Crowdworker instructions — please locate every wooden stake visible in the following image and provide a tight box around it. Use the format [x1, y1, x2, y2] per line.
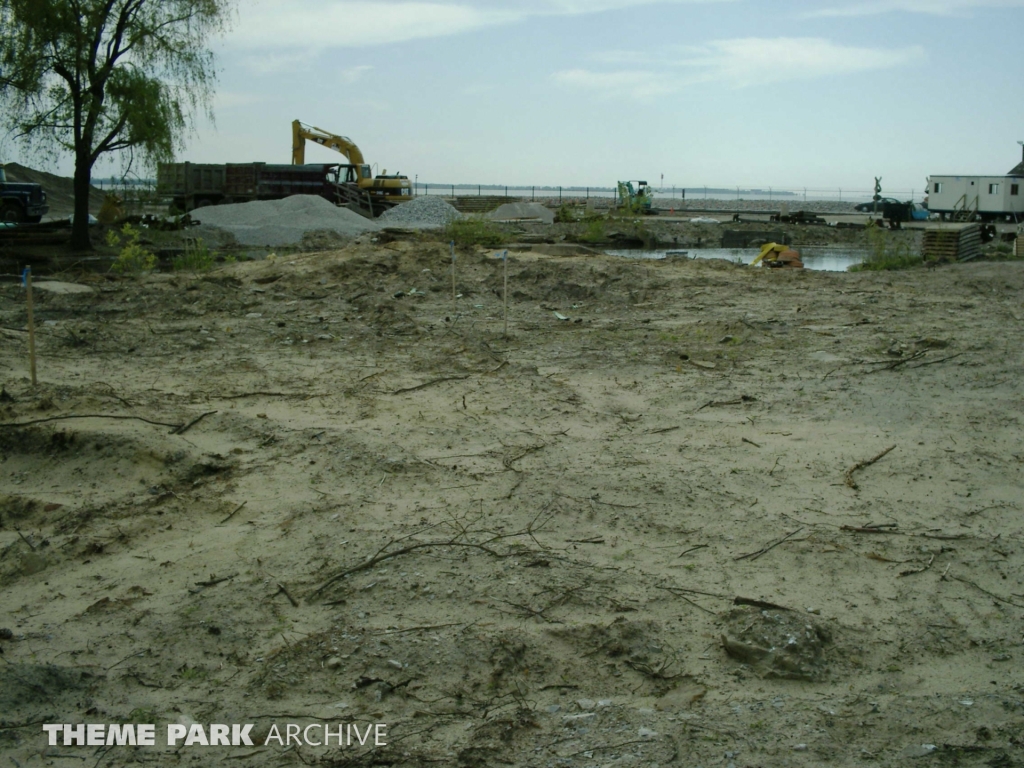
[502, 249, 509, 338]
[450, 240, 456, 315]
[25, 267, 37, 386]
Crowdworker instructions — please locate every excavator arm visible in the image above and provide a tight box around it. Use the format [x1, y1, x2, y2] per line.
[292, 120, 365, 166]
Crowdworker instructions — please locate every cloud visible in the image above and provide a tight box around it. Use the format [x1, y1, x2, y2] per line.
[228, 0, 733, 51]
[805, 0, 1024, 17]
[340, 65, 373, 83]
[213, 91, 265, 110]
[230, 2, 507, 50]
[555, 37, 926, 98]
[551, 69, 677, 99]
[689, 38, 926, 87]
[236, 50, 319, 75]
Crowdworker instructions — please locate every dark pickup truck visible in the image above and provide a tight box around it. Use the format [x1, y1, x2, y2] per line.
[0, 164, 49, 223]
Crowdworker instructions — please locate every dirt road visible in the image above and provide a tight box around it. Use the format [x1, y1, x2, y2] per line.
[2, 239, 1022, 766]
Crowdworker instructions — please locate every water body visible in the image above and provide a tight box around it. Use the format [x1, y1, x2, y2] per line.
[419, 186, 884, 204]
[605, 246, 867, 272]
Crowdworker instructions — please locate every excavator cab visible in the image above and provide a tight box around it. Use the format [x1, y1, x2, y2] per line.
[616, 180, 654, 214]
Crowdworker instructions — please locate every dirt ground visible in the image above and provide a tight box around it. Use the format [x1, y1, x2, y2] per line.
[1, 235, 1023, 768]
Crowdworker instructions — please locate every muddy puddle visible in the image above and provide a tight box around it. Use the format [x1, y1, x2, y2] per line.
[606, 246, 867, 271]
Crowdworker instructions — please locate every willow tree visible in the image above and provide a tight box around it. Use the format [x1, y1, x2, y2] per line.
[0, 0, 232, 249]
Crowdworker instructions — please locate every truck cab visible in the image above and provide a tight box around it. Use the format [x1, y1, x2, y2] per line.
[0, 164, 49, 224]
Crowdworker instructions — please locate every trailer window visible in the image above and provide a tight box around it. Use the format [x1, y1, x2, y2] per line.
[988, 183, 999, 194]
[1013, 184, 1020, 196]
[933, 182, 942, 193]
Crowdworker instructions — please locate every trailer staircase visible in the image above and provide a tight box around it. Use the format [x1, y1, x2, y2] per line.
[951, 194, 978, 222]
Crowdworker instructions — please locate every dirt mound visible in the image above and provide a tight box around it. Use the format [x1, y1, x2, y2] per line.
[3, 162, 105, 217]
[1, 248, 1022, 766]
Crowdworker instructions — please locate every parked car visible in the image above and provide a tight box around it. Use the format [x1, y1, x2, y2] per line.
[854, 198, 903, 212]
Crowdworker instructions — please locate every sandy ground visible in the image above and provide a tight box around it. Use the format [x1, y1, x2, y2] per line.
[1, 237, 1023, 768]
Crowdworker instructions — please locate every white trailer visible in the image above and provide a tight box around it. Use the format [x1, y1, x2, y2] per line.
[926, 173, 1024, 221]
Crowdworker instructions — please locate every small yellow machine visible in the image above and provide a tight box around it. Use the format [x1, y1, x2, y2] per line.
[751, 242, 803, 269]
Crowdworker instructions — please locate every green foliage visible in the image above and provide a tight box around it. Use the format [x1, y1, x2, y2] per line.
[579, 218, 607, 243]
[849, 220, 921, 271]
[986, 242, 1021, 261]
[126, 708, 158, 724]
[443, 217, 504, 248]
[554, 204, 578, 223]
[107, 223, 156, 274]
[172, 237, 215, 273]
[177, 665, 207, 681]
[616, 197, 650, 216]
[0, 0, 233, 248]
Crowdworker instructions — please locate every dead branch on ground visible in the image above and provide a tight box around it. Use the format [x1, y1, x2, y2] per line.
[0, 413, 182, 430]
[840, 523, 901, 534]
[844, 444, 896, 489]
[734, 528, 804, 561]
[172, 410, 217, 435]
[390, 375, 470, 395]
[733, 596, 793, 611]
[309, 513, 552, 599]
[694, 395, 756, 413]
[502, 442, 546, 472]
[947, 574, 1024, 609]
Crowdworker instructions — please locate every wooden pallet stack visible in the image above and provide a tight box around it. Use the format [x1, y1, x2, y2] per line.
[1016, 232, 1023, 258]
[922, 225, 981, 263]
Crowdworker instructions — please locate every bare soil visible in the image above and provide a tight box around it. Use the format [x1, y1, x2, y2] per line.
[1, 236, 1023, 767]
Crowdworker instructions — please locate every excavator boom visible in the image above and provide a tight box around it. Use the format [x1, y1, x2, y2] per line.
[291, 119, 412, 216]
[292, 120, 365, 166]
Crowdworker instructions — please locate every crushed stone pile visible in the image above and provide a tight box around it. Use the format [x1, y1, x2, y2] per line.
[377, 196, 463, 229]
[190, 195, 379, 246]
[487, 202, 555, 224]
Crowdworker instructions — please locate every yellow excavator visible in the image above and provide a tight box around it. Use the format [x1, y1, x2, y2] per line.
[291, 120, 411, 215]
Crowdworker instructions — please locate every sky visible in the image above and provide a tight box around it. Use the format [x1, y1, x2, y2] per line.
[10, 0, 1024, 196]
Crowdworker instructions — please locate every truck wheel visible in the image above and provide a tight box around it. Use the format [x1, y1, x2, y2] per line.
[1, 203, 25, 223]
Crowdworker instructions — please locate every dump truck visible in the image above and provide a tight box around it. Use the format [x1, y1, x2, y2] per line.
[157, 162, 349, 214]
[0, 164, 49, 224]
[157, 157, 411, 218]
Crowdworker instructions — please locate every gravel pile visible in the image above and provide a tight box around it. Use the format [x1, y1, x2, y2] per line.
[377, 196, 463, 229]
[487, 202, 555, 224]
[191, 195, 379, 246]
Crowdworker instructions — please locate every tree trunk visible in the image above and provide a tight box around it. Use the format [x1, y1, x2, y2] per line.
[71, 154, 93, 251]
